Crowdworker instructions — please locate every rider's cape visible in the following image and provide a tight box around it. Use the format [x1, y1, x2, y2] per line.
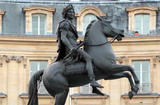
[55, 19, 78, 61]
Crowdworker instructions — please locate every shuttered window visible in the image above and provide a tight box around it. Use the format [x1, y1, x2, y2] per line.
[32, 14, 46, 35]
[134, 14, 150, 35]
[83, 13, 97, 35]
[132, 60, 151, 93]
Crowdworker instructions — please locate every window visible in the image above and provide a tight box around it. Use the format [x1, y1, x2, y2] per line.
[0, 9, 5, 34]
[132, 60, 151, 93]
[30, 60, 48, 94]
[75, 6, 106, 35]
[126, 6, 158, 35]
[134, 14, 150, 35]
[32, 14, 46, 35]
[23, 6, 56, 35]
[30, 60, 48, 77]
[83, 14, 97, 35]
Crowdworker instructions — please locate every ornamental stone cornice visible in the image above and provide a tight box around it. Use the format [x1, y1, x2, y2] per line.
[126, 6, 158, 12]
[3, 55, 24, 63]
[75, 6, 106, 17]
[0, 55, 3, 67]
[153, 55, 160, 68]
[23, 6, 56, 12]
[113, 35, 160, 43]
[0, 35, 57, 43]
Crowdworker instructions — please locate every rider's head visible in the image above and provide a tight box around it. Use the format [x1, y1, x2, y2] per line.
[62, 4, 75, 19]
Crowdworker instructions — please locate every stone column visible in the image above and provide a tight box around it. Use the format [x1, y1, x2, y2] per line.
[3, 55, 25, 105]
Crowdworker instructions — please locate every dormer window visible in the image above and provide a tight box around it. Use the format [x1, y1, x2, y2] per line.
[23, 6, 55, 35]
[126, 6, 158, 35]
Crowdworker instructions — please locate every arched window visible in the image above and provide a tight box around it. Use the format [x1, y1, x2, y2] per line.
[76, 6, 106, 36]
[82, 13, 97, 35]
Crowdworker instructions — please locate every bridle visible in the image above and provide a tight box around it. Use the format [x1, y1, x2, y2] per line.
[63, 34, 120, 60]
[84, 34, 119, 46]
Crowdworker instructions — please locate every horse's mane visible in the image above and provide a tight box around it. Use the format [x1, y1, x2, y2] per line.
[84, 20, 96, 39]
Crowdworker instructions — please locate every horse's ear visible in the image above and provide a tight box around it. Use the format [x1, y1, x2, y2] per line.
[96, 16, 102, 21]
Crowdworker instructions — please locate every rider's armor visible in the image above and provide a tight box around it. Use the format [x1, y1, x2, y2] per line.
[56, 19, 78, 61]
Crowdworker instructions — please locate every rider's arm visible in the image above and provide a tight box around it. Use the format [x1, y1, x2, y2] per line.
[59, 22, 74, 50]
[61, 30, 73, 50]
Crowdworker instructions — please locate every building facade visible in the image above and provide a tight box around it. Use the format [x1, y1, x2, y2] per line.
[0, 0, 160, 105]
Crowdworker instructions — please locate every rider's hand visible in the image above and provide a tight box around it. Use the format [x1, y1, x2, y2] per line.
[71, 47, 77, 54]
[117, 36, 122, 41]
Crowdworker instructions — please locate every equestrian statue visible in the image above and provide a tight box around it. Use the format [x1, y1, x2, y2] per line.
[27, 4, 139, 105]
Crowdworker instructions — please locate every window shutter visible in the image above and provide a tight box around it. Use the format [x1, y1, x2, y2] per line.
[132, 61, 141, 81]
[134, 15, 142, 34]
[143, 14, 150, 34]
[142, 61, 150, 92]
[40, 14, 46, 35]
[32, 15, 38, 35]
[30, 61, 38, 78]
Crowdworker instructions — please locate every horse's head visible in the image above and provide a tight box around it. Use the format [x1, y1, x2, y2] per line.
[96, 16, 125, 41]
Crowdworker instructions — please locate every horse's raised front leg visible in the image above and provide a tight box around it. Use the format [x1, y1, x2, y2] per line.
[105, 72, 136, 99]
[105, 72, 134, 89]
[106, 64, 139, 94]
[92, 72, 135, 98]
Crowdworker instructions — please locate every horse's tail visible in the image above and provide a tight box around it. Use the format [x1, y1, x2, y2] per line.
[27, 69, 44, 105]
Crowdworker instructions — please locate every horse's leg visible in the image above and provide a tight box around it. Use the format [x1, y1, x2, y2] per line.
[106, 72, 134, 89]
[92, 72, 134, 96]
[106, 64, 139, 93]
[55, 89, 69, 105]
[105, 72, 136, 99]
[77, 49, 103, 88]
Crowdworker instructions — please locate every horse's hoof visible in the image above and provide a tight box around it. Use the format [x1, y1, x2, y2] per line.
[128, 91, 135, 99]
[92, 87, 106, 96]
[132, 86, 139, 94]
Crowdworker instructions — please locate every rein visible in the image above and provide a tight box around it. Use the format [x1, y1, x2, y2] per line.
[85, 34, 119, 46]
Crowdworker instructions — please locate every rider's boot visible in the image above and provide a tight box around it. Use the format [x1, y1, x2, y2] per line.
[92, 86, 106, 96]
[84, 54, 103, 88]
[90, 77, 104, 88]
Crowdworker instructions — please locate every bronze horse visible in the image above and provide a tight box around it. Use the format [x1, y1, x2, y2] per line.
[27, 16, 139, 105]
